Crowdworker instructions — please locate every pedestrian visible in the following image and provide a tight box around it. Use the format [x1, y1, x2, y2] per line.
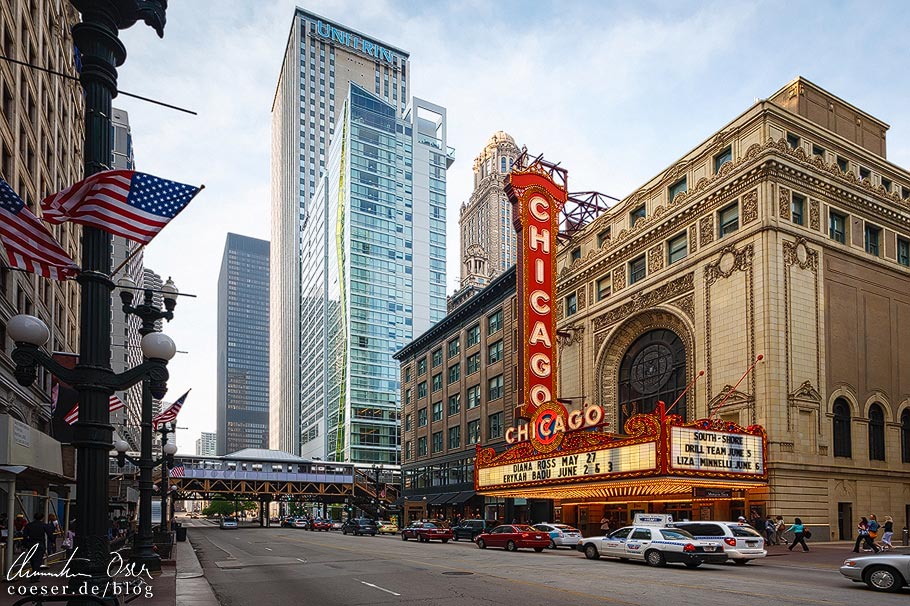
[786, 517, 809, 552]
[852, 517, 879, 553]
[46, 513, 60, 554]
[62, 522, 75, 558]
[867, 513, 880, 547]
[750, 510, 763, 531]
[600, 516, 611, 535]
[764, 516, 776, 545]
[774, 516, 788, 546]
[23, 512, 49, 571]
[880, 516, 894, 550]
[737, 515, 747, 524]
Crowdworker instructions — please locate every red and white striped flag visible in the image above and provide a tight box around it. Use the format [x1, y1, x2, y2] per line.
[152, 389, 190, 431]
[169, 465, 185, 478]
[64, 394, 125, 425]
[0, 176, 79, 280]
[41, 170, 202, 245]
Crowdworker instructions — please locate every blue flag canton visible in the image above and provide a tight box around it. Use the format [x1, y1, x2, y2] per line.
[127, 173, 198, 219]
[0, 177, 26, 214]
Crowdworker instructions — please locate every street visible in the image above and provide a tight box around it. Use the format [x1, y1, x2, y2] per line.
[184, 522, 909, 605]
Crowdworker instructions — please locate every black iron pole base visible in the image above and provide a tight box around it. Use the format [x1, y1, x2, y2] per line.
[129, 534, 161, 573]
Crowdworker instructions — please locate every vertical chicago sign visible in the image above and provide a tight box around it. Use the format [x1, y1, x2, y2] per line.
[506, 169, 567, 421]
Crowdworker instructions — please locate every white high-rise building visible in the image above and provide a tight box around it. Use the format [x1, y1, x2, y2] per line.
[195, 432, 217, 457]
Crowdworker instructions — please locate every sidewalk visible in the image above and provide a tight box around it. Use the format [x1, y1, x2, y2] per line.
[760, 540, 910, 569]
[175, 535, 219, 606]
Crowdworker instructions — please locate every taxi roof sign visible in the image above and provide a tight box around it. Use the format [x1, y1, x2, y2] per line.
[633, 513, 674, 526]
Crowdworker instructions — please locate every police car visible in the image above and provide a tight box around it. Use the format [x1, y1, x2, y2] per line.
[576, 514, 728, 568]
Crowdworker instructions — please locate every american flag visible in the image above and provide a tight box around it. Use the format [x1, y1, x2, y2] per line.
[0, 176, 79, 280]
[41, 170, 201, 245]
[152, 389, 190, 431]
[64, 394, 126, 425]
[169, 465, 185, 478]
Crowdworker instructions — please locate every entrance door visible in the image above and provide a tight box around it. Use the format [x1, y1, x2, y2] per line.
[838, 503, 852, 541]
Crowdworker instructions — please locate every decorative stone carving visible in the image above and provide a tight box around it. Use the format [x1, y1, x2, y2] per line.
[809, 198, 820, 230]
[647, 245, 664, 274]
[689, 224, 697, 254]
[779, 186, 791, 220]
[557, 324, 585, 347]
[592, 273, 694, 331]
[699, 215, 714, 247]
[577, 286, 587, 311]
[704, 243, 753, 286]
[741, 189, 758, 225]
[782, 238, 818, 272]
[612, 265, 626, 291]
[789, 380, 822, 403]
[708, 385, 754, 413]
[668, 294, 695, 323]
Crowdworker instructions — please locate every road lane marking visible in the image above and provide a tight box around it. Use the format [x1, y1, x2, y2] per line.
[296, 558, 307, 563]
[355, 579, 400, 596]
[264, 547, 272, 551]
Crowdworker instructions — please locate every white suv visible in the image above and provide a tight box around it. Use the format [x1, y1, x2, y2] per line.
[670, 521, 766, 564]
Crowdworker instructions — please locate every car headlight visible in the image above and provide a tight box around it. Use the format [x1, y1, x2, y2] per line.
[843, 560, 857, 567]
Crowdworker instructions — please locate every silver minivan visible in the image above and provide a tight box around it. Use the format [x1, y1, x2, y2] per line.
[670, 521, 766, 564]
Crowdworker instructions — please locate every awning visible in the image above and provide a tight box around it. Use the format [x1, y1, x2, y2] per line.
[448, 491, 476, 505]
[429, 492, 457, 505]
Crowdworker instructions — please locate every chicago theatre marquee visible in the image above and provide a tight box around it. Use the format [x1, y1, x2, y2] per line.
[475, 79, 910, 538]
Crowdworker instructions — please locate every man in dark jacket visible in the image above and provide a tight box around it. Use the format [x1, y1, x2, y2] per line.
[23, 512, 49, 571]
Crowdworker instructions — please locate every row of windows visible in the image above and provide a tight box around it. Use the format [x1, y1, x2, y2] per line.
[404, 339, 504, 401]
[827, 205, 910, 266]
[403, 308, 503, 381]
[406, 374, 505, 430]
[404, 412, 504, 459]
[833, 400, 910, 463]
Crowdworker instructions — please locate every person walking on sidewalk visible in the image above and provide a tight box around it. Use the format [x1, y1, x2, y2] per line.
[764, 516, 776, 545]
[23, 512, 49, 571]
[879, 516, 894, 550]
[774, 516, 788, 546]
[786, 517, 809, 552]
[853, 517, 879, 553]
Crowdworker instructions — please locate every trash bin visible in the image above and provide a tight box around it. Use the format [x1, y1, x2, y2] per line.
[176, 525, 187, 542]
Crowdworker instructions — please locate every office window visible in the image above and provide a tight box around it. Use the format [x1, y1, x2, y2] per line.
[898, 237, 910, 267]
[597, 227, 611, 248]
[596, 276, 612, 301]
[418, 436, 427, 456]
[488, 374, 503, 400]
[405, 414, 412, 431]
[488, 340, 503, 364]
[865, 223, 881, 256]
[405, 388, 412, 406]
[448, 363, 460, 384]
[836, 156, 848, 173]
[488, 412, 503, 440]
[447, 338, 460, 358]
[902, 186, 910, 200]
[565, 292, 577, 316]
[668, 177, 687, 202]
[432, 373, 442, 392]
[405, 367, 411, 382]
[869, 403, 885, 461]
[718, 202, 739, 238]
[467, 420, 481, 445]
[448, 426, 460, 449]
[791, 194, 805, 226]
[829, 211, 846, 244]
[417, 358, 427, 376]
[466, 323, 481, 347]
[487, 309, 503, 334]
[570, 247, 582, 262]
[467, 352, 480, 374]
[859, 167, 871, 182]
[881, 177, 892, 192]
[630, 205, 646, 227]
[812, 144, 825, 158]
[432, 349, 443, 367]
[467, 385, 481, 409]
[668, 232, 687, 265]
[629, 255, 646, 285]
[418, 408, 427, 427]
[786, 132, 800, 150]
[432, 401, 442, 422]
[404, 440, 412, 460]
[714, 146, 732, 173]
[447, 393, 460, 416]
[417, 381, 427, 398]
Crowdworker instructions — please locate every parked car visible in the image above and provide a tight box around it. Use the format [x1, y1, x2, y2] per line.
[312, 519, 332, 531]
[578, 525, 727, 568]
[841, 552, 910, 592]
[342, 518, 378, 536]
[219, 517, 238, 529]
[452, 519, 497, 541]
[292, 517, 309, 529]
[475, 525, 550, 552]
[670, 521, 767, 565]
[331, 521, 343, 531]
[377, 520, 399, 535]
[532, 523, 583, 549]
[281, 516, 296, 528]
[400, 521, 453, 543]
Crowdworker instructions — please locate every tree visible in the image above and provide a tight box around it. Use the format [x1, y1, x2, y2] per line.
[202, 498, 236, 517]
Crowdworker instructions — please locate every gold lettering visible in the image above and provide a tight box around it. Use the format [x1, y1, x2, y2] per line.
[530, 196, 549, 221]
[530, 290, 550, 314]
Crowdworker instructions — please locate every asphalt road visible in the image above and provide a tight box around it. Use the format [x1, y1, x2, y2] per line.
[185, 523, 909, 606]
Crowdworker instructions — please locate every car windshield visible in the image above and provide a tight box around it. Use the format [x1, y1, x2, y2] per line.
[730, 525, 762, 538]
[512, 525, 535, 532]
[224, 517, 236, 523]
[659, 529, 694, 540]
[424, 523, 437, 529]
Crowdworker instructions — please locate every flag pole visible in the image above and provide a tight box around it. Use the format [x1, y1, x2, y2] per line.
[665, 369, 704, 416]
[710, 355, 764, 418]
[111, 244, 144, 279]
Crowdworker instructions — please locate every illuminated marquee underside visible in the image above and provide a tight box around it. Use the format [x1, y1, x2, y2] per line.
[477, 477, 764, 501]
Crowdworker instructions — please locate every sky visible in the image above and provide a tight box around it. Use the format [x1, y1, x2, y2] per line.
[110, 0, 910, 452]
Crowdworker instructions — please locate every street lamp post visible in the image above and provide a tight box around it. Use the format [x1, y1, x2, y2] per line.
[156, 422, 176, 532]
[372, 464, 383, 517]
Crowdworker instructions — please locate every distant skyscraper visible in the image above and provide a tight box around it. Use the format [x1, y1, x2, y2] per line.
[110, 107, 145, 449]
[141, 267, 164, 420]
[271, 9, 411, 454]
[217, 234, 270, 455]
[195, 432, 217, 457]
[296, 83, 451, 464]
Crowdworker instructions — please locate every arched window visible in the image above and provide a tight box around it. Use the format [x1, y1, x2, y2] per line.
[832, 399, 852, 458]
[900, 409, 910, 464]
[500, 157, 507, 173]
[868, 403, 885, 461]
[618, 329, 687, 430]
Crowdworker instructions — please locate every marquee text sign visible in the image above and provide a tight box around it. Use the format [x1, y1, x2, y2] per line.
[506, 170, 567, 419]
[669, 427, 764, 475]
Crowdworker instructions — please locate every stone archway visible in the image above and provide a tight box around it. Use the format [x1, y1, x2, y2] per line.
[594, 308, 695, 432]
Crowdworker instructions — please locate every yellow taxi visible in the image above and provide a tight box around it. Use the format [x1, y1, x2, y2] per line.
[377, 520, 399, 535]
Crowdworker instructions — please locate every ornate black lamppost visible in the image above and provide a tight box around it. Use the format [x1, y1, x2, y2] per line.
[9, 3, 170, 596]
[156, 422, 177, 533]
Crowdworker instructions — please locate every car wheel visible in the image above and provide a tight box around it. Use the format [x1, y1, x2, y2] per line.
[584, 544, 599, 560]
[646, 550, 666, 568]
[452, 535, 458, 542]
[477, 539, 486, 549]
[342, 528, 347, 535]
[685, 561, 702, 569]
[548, 539, 557, 550]
[441, 539, 448, 543]
[506, 540, 517, 552]
[401, 534, 408, 541]
[865, 566, 904, 592]
[732, 559, 749, 566]
[534, 547, 544, 553]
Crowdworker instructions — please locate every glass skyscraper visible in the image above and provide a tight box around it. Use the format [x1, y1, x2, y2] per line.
[217, 234, 270, 455]
[297, 84, 451, 464]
